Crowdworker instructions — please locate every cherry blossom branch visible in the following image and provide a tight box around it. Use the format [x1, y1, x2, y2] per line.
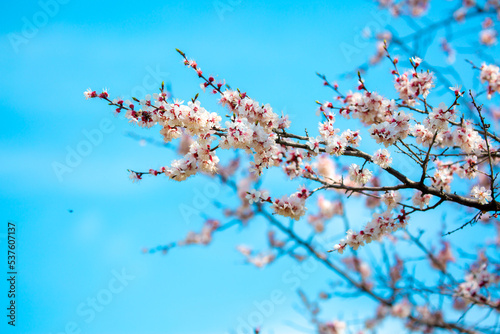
[258, 208, 481, 334]
[470, 91, 498, 199]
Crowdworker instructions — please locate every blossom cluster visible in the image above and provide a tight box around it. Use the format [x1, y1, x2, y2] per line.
[272, 186, 309, 221]
[318, 112, 361, 156]
[412, 191, 432, 209]
[122, 95, 224, 180]
[424, 102, 456, 131]
[370, 111, 412, 147]
[479, 25, 497, 47]
[458, 156, 478, 179]
[471, 186, 493, 205]
[372, 148, 392, 168]
[413, 112, 486, 155]
[456, 263, 499, 303]
[339, 91, 397, 125]
[282, 149, 310, 179]
[348, 164, 373, 185]
[394, 69, 434, 106]
[431, 161, 455, 192]
[333, 210, 409, 254]
[218, 91, 291, 174]
[429, 156, 486, 195]
[452, 121, 487, 153]
[381, 190, 402, 210]
[480, 63, 500, 99]
[245, 189, 271, 204]
[336, 89, 414, 148]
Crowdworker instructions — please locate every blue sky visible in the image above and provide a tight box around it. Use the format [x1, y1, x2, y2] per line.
[1, 1, 498, 333]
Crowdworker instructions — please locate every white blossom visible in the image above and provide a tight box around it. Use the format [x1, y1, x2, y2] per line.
[471, 186, 492, 204]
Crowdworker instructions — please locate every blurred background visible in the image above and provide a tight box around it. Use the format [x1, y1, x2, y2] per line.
[1, 1, 498, 333]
